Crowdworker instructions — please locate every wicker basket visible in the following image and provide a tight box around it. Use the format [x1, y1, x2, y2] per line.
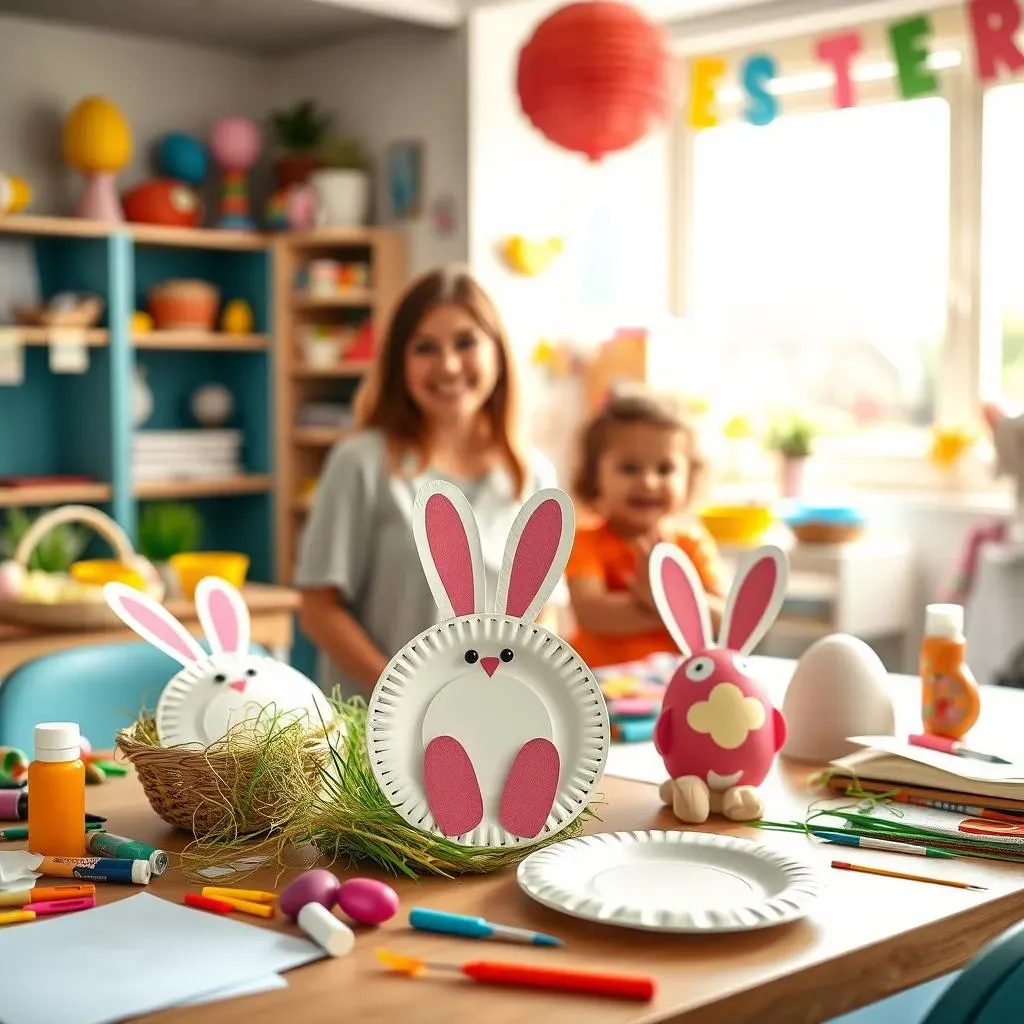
[13, 295, 104, 329]
[0, 505, 162, 630]
[789, 522, 865, 545]
[117, 726, 334, 836]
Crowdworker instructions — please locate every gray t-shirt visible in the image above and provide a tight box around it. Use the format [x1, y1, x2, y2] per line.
[294, 428, 563, 697]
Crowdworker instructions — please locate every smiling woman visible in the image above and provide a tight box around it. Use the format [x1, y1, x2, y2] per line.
[294, 266, 564, 698]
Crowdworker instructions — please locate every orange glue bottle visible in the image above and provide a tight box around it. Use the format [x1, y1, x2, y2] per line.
[920, 604, 980, 740]
[27, 723, 86, 858]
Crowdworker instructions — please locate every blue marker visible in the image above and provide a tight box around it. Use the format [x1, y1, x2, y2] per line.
[409, 908, 563, 947]
[811, 830, 955, 859]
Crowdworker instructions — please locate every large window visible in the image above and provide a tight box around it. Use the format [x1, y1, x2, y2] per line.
[674, 43, 1010, 489]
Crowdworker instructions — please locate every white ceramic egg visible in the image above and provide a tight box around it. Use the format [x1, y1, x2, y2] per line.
[781, 633, 896, 763]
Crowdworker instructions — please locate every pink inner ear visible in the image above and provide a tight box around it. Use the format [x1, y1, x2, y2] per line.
[662, 559, 708, 653]
[723, 558, 778, 651]
[119, 596, 197, 662]
[504, 499, 561, 617]
[206, 589, 241, 653]
[425, 493, 476, 617]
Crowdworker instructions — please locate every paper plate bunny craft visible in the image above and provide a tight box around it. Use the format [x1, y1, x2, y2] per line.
[103, 576, 335, 748]
[365, 480, 610, 849]
[649, 542, 789, 824]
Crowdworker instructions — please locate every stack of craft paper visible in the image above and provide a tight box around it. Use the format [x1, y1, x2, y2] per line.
[594, 652, 676, 742]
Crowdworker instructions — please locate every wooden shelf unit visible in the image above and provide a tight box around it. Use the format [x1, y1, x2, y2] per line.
[133, 331, 269, 351]
[12, 327, 109, 347]
[0, 482, 112, 508]
[133, 474, 274, 500]
[272, 229, 407, 583]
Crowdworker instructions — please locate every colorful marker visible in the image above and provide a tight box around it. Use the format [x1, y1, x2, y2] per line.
[86, 832, 168, 876]
[22, 896, 95, 916]
[36, 856, 151, 885]
[812, 830, 955, 859]
[0, 885, 95, 907]
[185, 893, 234, 915]
[0, 910, 35, 926]
[409, 908, 564, 947]
[0, 790, 105, 824]
[1, 823, 104, 842]
[201, 886, 277, 904]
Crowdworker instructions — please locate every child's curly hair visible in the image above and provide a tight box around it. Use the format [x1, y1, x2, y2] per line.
[572, 389, 706, 505]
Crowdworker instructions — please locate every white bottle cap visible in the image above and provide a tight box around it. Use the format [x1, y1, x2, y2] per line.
[34, 723, 81, 762]
[131, 860, 152, 885]
[297, 902, 355, 958]
[925, 604, 964, 638]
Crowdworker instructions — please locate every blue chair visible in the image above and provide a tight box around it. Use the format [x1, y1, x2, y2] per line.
[0, 640, 267, 754]
[831, 915, 1024, 1023]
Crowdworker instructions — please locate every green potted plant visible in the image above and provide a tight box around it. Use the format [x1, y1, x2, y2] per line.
[137, 502, 202, 597]
[766, 412, 817, 498]
[309, 134, 372, 227]
[268, 99, 334, 189]
[0, 508, 87, 573]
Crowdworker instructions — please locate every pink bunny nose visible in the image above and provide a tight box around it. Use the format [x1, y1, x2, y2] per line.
[480, 657, 500, 677]
[228, 680, 247, 693]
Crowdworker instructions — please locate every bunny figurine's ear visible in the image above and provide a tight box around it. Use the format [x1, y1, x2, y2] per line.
[495, 488, 574, 623]
[413, 481, 485, 619]
[194, 576, 251, 656]
[104, 582, 206, 666]
[718, 544, 788, 656]
[649, 543, 712, 658]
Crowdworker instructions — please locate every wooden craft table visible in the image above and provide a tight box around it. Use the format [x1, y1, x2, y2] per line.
[30, 666, 1024, 1024]
[0, 583, 299, 678]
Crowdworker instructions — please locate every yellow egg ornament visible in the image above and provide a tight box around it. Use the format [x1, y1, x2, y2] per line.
[0, 173, 31, 215]
[63, 96, 133, 222]
[220, 299, 254, 335]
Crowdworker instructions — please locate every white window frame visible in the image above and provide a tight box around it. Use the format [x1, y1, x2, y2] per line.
[669, 37, 1005, 496]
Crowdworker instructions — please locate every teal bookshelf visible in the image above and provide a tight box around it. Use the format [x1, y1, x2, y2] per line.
[0, 216, 277, 600]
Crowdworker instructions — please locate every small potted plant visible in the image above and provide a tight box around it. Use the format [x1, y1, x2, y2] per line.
[137, 502, 202, 597]
[766, 412, 817, 499]
[268, 100, 333, 189]
[309, 134, 371, 227]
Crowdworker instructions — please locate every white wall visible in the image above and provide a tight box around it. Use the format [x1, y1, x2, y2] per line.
[273, 29, 469, 274]
[0, 14, 268, 215]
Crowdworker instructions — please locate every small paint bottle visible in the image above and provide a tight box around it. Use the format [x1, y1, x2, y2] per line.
[27, 723, 86, 858]
[921, 604, 980, 740]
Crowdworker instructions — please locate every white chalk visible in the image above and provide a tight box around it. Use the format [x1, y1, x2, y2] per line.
[297, 901, 355, 958]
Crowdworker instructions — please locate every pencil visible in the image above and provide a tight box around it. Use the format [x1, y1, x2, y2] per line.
[831, 860, 987, 891]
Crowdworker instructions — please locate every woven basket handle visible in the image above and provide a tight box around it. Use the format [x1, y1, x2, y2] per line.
[13, 504, 136, 568]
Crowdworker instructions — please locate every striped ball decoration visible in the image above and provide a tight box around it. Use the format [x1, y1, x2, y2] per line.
[516, 1, 671, 162]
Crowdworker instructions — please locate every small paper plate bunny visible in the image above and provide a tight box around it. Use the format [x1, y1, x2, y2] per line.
[649, 542, 789, 824]
[104, 576, 334, 748]
[366, 481, 609, 849]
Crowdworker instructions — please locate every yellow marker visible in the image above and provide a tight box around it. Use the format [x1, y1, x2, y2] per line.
[0, 910, 35, 926]
[216, 895, 275, 919]
[202, 886, 277, 905]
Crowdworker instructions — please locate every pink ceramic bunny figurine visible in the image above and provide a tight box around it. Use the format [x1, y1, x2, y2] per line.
[648, 542, 789, 824]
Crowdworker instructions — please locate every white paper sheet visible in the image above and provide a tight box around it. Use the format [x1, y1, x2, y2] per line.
[177, 974, 288, 1007]
[0, 892, 322, 1024]
[605, 741, 664, 784]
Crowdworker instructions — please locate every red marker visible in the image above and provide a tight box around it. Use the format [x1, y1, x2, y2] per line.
[184, 893, 234, 915]
[22, 896, 95, 916]
[909, 733, 1012, 765]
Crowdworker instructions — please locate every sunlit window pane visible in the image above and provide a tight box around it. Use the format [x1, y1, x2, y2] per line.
[688, 98, 949, 435]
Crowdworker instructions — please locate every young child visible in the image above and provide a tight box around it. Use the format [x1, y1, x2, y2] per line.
[565, 391, 725, 669]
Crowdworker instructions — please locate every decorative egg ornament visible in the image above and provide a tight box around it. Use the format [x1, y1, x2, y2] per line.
[516, 1, 671, 162]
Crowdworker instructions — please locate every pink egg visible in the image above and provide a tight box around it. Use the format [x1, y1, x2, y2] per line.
[279, 868, 341, 919]
[336, 878, 399, 925]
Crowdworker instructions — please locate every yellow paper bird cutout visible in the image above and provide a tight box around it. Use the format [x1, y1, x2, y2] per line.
[501, 236, 564, 276]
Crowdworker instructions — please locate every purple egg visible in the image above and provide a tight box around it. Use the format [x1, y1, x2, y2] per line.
[336, 878, 399, 925]
[279, 869, 341, 919]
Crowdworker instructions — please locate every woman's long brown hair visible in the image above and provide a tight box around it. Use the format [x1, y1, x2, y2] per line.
[352, 265, 529, 495]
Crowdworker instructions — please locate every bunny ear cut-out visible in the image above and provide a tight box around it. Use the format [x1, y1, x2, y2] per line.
[413, 481, 485, 619]
[718, 544, 788, 656]
[194, 576, 251, 656]
[495, 488, 574, 623]
[648, 543, 712, 658]
[103, 582, 206, 666]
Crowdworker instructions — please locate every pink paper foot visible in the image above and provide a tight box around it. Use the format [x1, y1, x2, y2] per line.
[423, 735, 484, 837]
[499, 737, 560, 838]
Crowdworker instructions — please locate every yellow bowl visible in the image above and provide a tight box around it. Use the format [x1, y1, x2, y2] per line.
[699, 505, 774, 545]
[170, 551, 249, 599]
[70, 559, 145, 590]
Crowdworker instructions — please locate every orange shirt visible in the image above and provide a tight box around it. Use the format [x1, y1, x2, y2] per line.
[565, 521, 723, 669]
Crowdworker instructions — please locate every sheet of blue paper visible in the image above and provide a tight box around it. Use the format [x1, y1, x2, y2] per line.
[0, 892, 322, 1024]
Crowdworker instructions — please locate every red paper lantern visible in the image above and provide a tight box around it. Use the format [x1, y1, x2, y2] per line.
[516, 1, 671, 162]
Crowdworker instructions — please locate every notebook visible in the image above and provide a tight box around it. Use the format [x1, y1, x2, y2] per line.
[828, 736, 1024, 803]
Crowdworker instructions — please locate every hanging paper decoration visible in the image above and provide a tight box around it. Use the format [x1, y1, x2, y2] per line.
[516, 1, 671, 162]
[499, 235, 564, 276]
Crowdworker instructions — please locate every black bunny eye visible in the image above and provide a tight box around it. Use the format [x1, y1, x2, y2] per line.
[500, 648, 515, 663]
[245, 668, 257, 677]
[464, 650, 479, 664]
[214, 674, 227, 683]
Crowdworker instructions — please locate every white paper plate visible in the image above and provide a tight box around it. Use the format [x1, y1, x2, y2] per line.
[366, 616, 609, 849]
[517, 829, 823, 933]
